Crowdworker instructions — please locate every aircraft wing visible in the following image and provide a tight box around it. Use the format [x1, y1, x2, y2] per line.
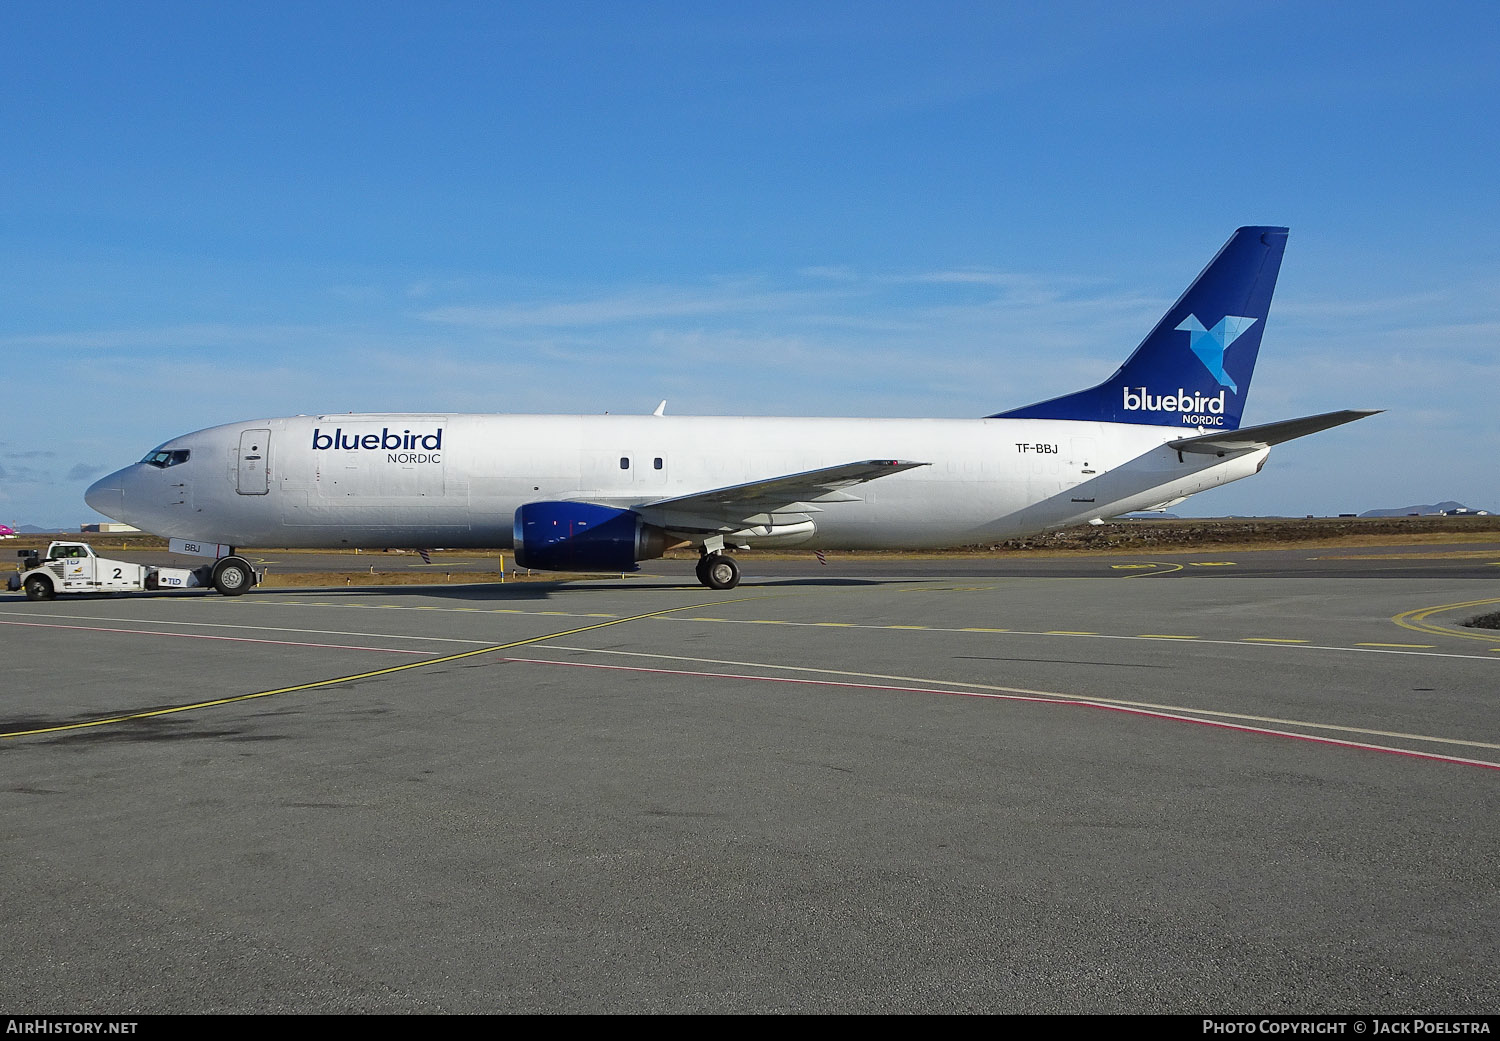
[625, 459, 928, 529]
[1168, 409, 1381, 455]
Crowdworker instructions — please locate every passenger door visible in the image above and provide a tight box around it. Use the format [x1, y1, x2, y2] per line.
[237, 429, 270, 495]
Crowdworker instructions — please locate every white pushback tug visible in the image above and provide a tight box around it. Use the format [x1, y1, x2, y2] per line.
[8, 541, 255, 600]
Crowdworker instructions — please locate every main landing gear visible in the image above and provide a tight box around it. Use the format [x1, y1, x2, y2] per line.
[695, 537, 741, 590]
[696, 553, 740, 590]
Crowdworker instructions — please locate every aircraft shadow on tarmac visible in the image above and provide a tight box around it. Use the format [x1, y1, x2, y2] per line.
[247, 576, 923, 601]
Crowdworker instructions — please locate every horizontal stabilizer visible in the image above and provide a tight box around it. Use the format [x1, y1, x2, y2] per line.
[1168, 409, 1381, 454]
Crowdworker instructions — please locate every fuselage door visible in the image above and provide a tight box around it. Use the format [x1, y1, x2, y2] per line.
[237, 429, 271, 495]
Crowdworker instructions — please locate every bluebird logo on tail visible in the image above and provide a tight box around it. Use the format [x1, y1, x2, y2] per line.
[1177, 315, 1256, 393]
[990, 227, 1289, 430]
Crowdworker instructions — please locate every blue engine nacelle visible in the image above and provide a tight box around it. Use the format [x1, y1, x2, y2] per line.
[512, 501, 671, 572]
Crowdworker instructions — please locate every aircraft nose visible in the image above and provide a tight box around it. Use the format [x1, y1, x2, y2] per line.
[85, 471, 125, 519]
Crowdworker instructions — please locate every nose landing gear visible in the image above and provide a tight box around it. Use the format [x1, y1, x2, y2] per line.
[210, 555, 256, 596]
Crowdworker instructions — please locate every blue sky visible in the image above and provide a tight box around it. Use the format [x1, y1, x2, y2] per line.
[3, 2, 1496, 527]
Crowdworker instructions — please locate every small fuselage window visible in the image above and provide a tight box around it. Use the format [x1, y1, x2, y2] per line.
[140, 449, 191, 468]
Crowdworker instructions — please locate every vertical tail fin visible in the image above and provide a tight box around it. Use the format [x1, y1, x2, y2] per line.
[991, 226, 1289, 430]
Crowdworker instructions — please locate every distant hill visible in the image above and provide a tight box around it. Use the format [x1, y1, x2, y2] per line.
[1360, 501, 1487, 518]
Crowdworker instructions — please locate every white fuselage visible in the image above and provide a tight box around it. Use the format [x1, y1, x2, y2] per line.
[87, 413, 1270, 551]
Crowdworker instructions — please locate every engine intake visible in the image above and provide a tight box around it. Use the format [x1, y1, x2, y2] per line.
[513, 501, 670, 572]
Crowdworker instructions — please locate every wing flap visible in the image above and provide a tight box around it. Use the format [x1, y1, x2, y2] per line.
[634, 459, 928, 529]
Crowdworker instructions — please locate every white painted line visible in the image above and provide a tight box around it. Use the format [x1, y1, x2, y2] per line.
[0, 618, 430, 654]
[503, 654, 1500, 772]
[0, 610, 495, 645]
[544, 644, 1500, 754]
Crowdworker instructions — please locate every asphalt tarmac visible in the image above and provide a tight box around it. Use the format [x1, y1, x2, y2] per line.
[2, 546, 1498, 1013]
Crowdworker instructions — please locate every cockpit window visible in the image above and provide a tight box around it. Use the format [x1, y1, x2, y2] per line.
[140, 449, 191, 468]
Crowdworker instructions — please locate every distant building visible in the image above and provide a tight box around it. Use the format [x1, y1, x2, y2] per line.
[80, 522, 140, 533]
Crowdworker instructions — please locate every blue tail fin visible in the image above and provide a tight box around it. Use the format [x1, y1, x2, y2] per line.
[990, 226, 1288, 430]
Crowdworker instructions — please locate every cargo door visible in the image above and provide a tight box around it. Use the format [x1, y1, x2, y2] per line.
[632, 451, 668, 489]
[237, 429, 270, 495]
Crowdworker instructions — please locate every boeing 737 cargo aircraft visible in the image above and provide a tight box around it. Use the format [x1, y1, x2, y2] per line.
[85, 227, 1376, 593]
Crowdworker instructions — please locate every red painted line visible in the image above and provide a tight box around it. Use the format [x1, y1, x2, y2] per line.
[0, 618, 429, 655]
[504, 656, 1500, 773]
